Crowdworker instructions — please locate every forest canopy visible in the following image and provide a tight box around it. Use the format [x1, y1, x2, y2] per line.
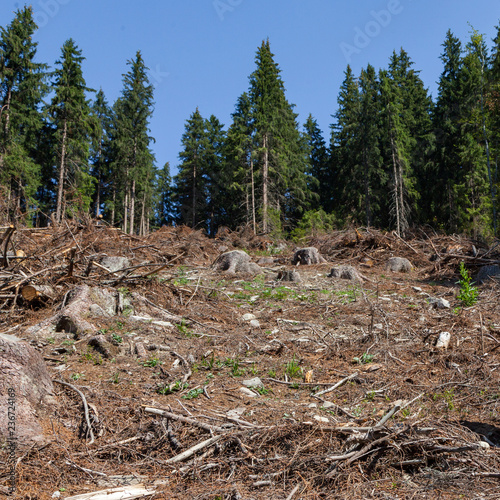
[1, 6, 499, 239]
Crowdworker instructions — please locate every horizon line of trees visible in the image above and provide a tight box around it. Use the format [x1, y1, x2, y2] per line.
[1, 6, 500, 240]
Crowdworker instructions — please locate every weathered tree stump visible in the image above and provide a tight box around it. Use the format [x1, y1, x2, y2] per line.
[291, 247, 327, 266]
[212, 250, 262, 275]
[476, 265, 500, 284]
[0, 333, 54, 445]
[385, 257, 412, 273]
[276, 270, 301, 282]
[328, 265, 363, 282]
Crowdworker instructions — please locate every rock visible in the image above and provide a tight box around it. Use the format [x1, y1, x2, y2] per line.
[328, 265, 363, 281]
[226, 407, 246, 419]
[476, 265, 500, 284]
[239, 387, 258, 398]
[98, 256, 130, 273]
[291, 247, 327, 266]
[243, 377, 264, 389]
[276, 270, 301, 282]
[257, 257, 276, 266]
[249, 319, 260, 328]
[321, 401, 336, 409]
[0, 334, 54, 445]
[428, 297, 450, 309]
[313, 415, 330, 423]
[241, 313, 257, 321]
[212, 250, 262, 275]
[308, 403, 317, 408]
[386, 257, 412, 273]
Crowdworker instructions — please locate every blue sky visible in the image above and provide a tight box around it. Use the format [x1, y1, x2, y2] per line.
[1, 0, 499, 176]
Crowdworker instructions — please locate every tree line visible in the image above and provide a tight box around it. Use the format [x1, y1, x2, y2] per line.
[1, 6, 499, 239]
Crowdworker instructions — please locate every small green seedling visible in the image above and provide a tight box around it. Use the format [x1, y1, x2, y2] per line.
[456, 262, 479, 307]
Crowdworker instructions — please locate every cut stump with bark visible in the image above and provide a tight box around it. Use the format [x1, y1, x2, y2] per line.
[211, 250, 262, 275]
[385, 257, 413, 273]
[291, 247, 327, 266]
[328, 265, 364, 282]
[0, 333, 54, 445]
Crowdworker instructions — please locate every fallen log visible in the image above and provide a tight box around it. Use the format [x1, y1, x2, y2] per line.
[21, 284, 56, 302]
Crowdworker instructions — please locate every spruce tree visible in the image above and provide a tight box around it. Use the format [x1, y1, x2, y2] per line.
[248, 39, 311, 234]
[110, 51, 155, 234]
[303, 114, 328, 212]
[224, 92, 257, 231]
[48, 39, 93, 222]
[358, 64, 384, 227]
[173, 107, 208, 228]
[434, 31, 464, 231]
[89, 89, 112, 218]
[331, 65, 362, 223]
[154, 162, 173, 227]
[0, 6, 48, 219]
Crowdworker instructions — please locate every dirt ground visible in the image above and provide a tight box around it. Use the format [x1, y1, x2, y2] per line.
[1, 222, 499, 499]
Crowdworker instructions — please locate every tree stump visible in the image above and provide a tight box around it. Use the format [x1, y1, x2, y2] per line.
[328, 265, 363, 282]
[291, 247, 327, 266]
[0, 334, 54, 445]
[212, 250, 262, 275]
[476, 265, 500, 284]
[385, 257, 412, 273]
[276, 270, 301, 282]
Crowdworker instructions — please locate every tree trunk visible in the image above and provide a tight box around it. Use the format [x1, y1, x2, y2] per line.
[362, 151, 372, 227]
[123, 189, 128, 233]
[390, 136, 401, 237]
[262, 134, 269, 234]
[192, 161, 197, 228]
[56, 119, 68, 223]
[129, 178, 135, 235]
[251, 154, 256, 235]
[111, 187, 116, 226]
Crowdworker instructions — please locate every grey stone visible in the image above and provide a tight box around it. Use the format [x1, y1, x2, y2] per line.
[428, 297, 450, 309]
[99, 256, 130, 273]
[243, 377, 264, 389]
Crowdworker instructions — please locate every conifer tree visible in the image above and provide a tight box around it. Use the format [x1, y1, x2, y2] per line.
[358, 64, 384, 226]
[248, 39, 311, 233]
[331, 65, 361, 223]
[48, 39, 93, 222]
[303, 114, 327, 211]
[225, 92, 257, 231]
[0, 6, 48, 219]
[173, 107, 208, 227]
[379, 66, 411, 235]
[89, 89, 112, 218]
[110, 51, 155, 234]
[434, 31, 464, 230]
[154, 162, 173, 227]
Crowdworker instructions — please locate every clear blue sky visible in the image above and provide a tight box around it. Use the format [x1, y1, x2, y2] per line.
[1, 1, 499, 176]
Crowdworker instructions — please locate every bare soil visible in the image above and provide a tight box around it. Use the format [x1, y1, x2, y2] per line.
[1, 222, 499, 499]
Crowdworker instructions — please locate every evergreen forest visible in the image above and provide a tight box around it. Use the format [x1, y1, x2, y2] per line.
[1, 6, 500, 240]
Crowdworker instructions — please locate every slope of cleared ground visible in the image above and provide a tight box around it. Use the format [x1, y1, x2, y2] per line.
[0, 222, 499, 499]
